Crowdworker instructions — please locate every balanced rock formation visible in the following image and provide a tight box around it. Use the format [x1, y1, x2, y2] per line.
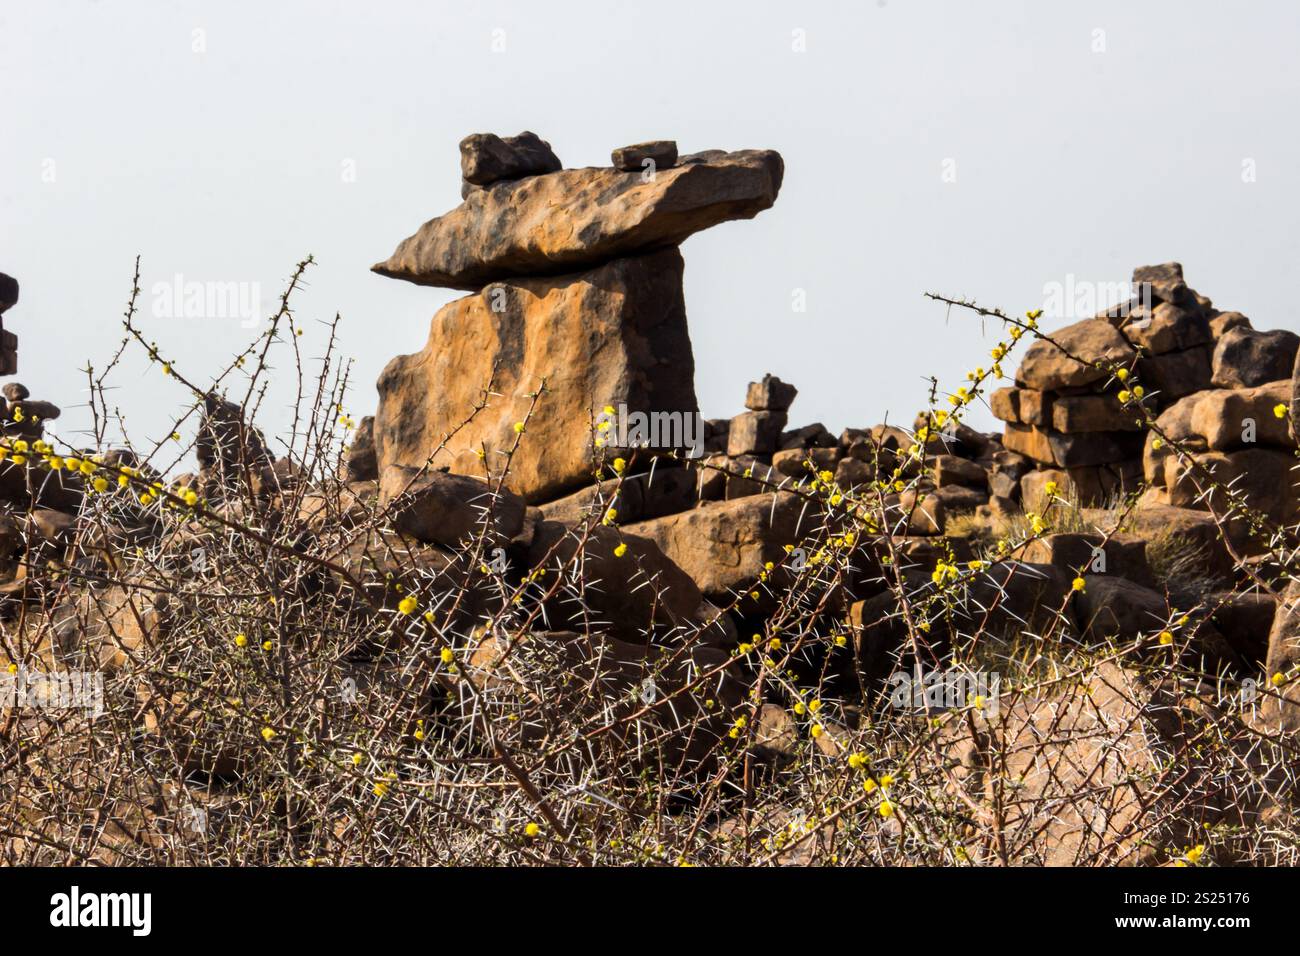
[372, 135, 783, 503]
[373, 147, 783, 290]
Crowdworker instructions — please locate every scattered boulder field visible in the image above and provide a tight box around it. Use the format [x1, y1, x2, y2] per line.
[3, 133, 1299, 865]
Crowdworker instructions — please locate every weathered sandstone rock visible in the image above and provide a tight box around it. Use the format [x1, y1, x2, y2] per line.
[340, 416, 377, 481]
[1209, 310, 1251, 339]
[526, 520, 730, 645]
[745, 374, 798, 412]
[611, 140, 678, 172]
[1132, 261, 1188, 300]
[1051, 393, 1141, 433]
[1137, 345, 1212, 401]
[624, 492, 808, 599]
[374, 248, 697, 504]
[1017, 319, 1136, 390]
[1190, 380, 1294, 451]
[727, 410, 786, 457]
[1263, 582, 1300, 733]
[537, 466, 697, 525]
[1020, 533, 1153, 588]
[1003, 422, 1142, 468]
[1211, 327, 1299, 389]
[374, 149, 783, 290]
[1118, 301, 1210, 354]
[459, 131, 561, 186]
[378, 464, 526, 548]
[1165, 448, 1300, 527]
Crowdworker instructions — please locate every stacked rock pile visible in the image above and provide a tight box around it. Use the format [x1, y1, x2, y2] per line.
[991, 263, 1299, 517]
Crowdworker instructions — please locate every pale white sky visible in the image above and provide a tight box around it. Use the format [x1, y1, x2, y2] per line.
[3, 0, 1298, 459]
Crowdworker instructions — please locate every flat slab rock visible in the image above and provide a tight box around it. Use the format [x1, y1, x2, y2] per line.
[373, 148, 784, 290]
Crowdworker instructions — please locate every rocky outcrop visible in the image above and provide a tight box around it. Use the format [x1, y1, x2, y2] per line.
[996, 263, 1298, 511]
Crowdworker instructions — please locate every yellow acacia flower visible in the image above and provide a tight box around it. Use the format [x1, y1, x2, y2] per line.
[524, 822, 541, 838]
[1274, 403, 1288, 419]
[261, 727, 276, 742]
[234, 633, 248, 648]
[397, 595, 418, 615]
[613, 542, 628, 558]
[440, 647, 454, 665]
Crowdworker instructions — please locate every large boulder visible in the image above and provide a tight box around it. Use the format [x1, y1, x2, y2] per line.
[1190, 380, 1294, 451]
[374, 248, 698, 504]
[1138, 345, 1212, 401]
[1164, 447, 1299, 527]
[537, 466, 697, 526]
[525, 520, 731, 646]
[372, 149, 784, 289]
[624, 492, 808, 600]
[1117, 301, 1211, 355]
[378, 464, 526, 548]
[1016, 319, 1136, 390]
[1211, 327, 1299, 389]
